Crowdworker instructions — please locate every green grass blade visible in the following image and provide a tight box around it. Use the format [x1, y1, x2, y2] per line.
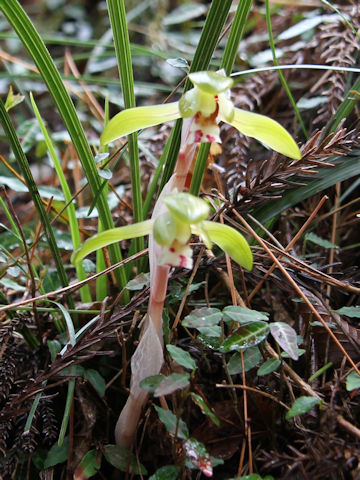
[159, 0, 233, 191]
[221, 0, 253, 75]
[107, 0, 144, 257]
[0, 0, 127, 291]
[265, 0, 307, 138]
[0, 98, 72, 303]
[30, 94, 92, 303]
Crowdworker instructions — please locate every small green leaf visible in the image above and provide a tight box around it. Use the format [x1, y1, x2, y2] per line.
[285, 396, 321, 420]
[74, 450, 101, 480]
[71, 220, 154, 264]
[104, 445, 147, 474]
[188, 71, 233, 95]
[346, 371, 360, 392]
[182, 307, 222, 329]
[190, 393, 220, 426]
[333, 306, 360, 318]
[149, 465, 180, 480]
[4, 86, 25, 112]
[166, 344, 196, 371]
[154, 373, 190, 397]
[201, 221, 253, 270]
[44, 437, 69, 468]
[84, 369, 106, 397]
[227, 108, 301, 160]
[305, 232, 337, 249]
[220, 322, 270, 352]
[197, 325, 222, 338]
[125, 272, 150, 290]
[154, 405, 189, 439]
[0, 277, 26, 292]
[0, 175, 28, 193]
[98, 168, 112, 180]
[257, 358, 282, 376]
[227, 347, 262, 374]
[223, 306, 269, 324]
[270, 322, 299, 361]
[166, 58, 189, 69]
[101, 103, 180, 145]
[164, 193, 210, 224]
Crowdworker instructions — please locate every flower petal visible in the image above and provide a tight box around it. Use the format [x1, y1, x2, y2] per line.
[164, 193, 210, 224]
[224, 108, 301, 160]
[202, 221, 253, 270]
[101, 102, 180, 145]
[71, 220, 154, 264]
[159, 241, 193, 269]
[188, 71, 234, 95]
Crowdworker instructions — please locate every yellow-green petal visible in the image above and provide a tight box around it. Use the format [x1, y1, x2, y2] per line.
[224, 108, 301, 160]
[164, 193, 210, 225]
[71, 220, 154, 264]
[101, 102, 180, 145]
[202, 221, 253, 270]
[188, 71, 234, 95]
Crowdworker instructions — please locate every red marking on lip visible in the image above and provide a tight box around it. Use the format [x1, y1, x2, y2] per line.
[179, 255, 187, 268]
[206, 135, 215, 142]
[169, 247, 175, 253]
[194, 129, 203, 143]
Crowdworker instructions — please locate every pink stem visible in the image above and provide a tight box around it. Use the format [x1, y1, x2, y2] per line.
[115, 120, 198, 447]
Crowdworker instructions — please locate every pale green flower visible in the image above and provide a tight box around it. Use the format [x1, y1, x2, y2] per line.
[101, 71, 301, 160]
[71, 193, 253, 271]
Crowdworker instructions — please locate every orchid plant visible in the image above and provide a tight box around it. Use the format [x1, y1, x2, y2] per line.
[72, 70, 301, 448]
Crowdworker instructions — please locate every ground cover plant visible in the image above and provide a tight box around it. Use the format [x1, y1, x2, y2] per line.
[0, 0, 359, 479]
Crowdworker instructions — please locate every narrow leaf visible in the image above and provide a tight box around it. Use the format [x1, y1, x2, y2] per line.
[190, 393, 220, 426]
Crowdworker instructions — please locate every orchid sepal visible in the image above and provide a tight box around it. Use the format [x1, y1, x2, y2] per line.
[101, 102, 180, 145]
[200, 220, 253, 271]
[224, 107, 301, 160]
[71, 220, 154, 265]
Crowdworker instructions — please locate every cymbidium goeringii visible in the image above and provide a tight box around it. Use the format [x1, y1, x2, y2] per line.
[71, 192, 253, 271]
[101, 70, 301, 160]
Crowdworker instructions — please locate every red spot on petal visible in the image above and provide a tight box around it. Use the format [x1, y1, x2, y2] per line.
[194, 129, 203, 143]
[169, 247, 175, 252]
[206, 135, 215, 142]
[179, 255, 188, 268]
